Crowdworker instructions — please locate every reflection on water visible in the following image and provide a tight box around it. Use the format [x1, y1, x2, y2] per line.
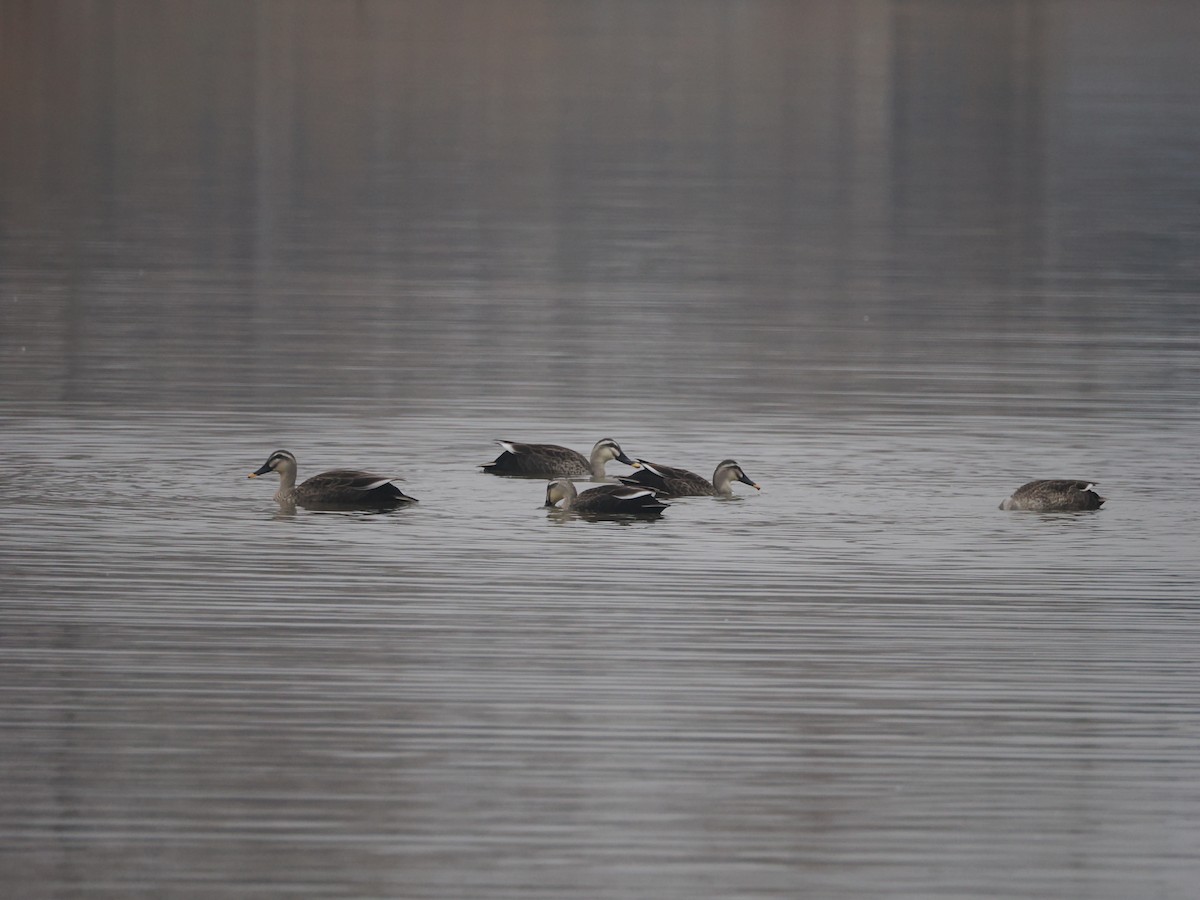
[3, 1, 1200, 898]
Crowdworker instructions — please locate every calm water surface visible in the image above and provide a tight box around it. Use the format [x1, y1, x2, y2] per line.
[3, 2, 1200, 897]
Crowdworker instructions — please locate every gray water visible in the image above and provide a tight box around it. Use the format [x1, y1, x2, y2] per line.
[3, 2, 1200, 897]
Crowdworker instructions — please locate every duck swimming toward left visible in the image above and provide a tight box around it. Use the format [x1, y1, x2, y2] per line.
[249, 450, 417, 510]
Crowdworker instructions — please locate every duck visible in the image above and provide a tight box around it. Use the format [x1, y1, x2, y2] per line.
[621, 458, 760, 498]
[999, 480, 1105, 512]
[248, 449, 417, 510]
[544, 478, 668, 516]
[482, 437, 639, 479]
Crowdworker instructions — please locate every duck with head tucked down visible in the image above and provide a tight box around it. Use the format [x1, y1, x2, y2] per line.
[482, 437, 638, 479]
[621, 458, 760, 498]
[543, 478, 667, 516]
[249, 449, 417, 510]
[999, 479, 1105, 512]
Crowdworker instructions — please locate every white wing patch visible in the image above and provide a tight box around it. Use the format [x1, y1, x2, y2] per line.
[617, 488, 653, 500]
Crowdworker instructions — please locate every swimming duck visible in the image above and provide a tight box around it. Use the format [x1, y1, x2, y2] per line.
[249, 449, 417, 510]
[621, 458, 760, 497]
[483, 438, 638, 479]
[544, 478, 667, 516]
[999, 480, 1105, 512]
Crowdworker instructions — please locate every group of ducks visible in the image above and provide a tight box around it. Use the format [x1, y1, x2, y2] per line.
[248, 437, 760, 515]
[485, 438, 760, 515]
[248, 437, 1106, 515]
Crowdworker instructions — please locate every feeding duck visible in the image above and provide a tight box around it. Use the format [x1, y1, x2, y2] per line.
[544, 478, 667, 516]
[483, 437, 638, 479]
[621, 458, 760, 498]
[999, 480, 1105, 512]
[248, 449, 417, 510]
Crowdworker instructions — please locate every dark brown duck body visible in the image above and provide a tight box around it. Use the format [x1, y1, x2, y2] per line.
[544, 479, 667, 516]
[621, 458, 760, 498]
[999, 480, 1104, 512]
[483, 438, 637, 479]
[249, 450, 417, 510]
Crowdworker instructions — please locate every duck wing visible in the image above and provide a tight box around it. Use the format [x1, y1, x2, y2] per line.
[297, 470, 418, 508]
[621, 460, 713, 497]
[575, 484, 668, 515]
[1001, 479, 1104, 511]
[483, 440, 590, 477]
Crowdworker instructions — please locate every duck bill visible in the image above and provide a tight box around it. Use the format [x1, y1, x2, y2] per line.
[740, 474, 761, 490]
[617, 452, 639, 468]
[250, 462, 273, 477]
